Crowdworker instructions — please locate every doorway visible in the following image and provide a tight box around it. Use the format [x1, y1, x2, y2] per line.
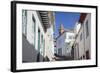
[37, 29, 41, 62]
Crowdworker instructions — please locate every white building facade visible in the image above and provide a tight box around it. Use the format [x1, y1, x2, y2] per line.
[22, 10, 55, 62]
[56, 13, 91, 61]
[56, 25, 74, 57]
[44, 12, 55, 61]
[73, 13, 91, 60]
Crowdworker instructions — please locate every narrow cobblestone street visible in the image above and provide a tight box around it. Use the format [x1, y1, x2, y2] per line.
[54, 54, 73, 61]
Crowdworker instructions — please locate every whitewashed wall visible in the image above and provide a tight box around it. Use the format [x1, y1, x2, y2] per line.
[45, 25, 55, 61]
[65, 32, 74, 56]
[84, 14, 91, 58]
[74, 13, 91, 59]
[56, 32, 74, 56]
[78, 25, 85, 58]
[23, 10, 45, 62]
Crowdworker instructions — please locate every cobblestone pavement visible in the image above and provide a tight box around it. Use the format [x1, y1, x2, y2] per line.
[54, 54, 73, 61]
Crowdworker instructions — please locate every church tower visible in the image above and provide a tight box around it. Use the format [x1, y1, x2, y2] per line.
[59, 24, 65, 35]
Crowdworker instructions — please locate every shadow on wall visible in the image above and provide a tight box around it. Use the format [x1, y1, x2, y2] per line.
[22, 34, 50, 63]
[22, 34, 40, 62]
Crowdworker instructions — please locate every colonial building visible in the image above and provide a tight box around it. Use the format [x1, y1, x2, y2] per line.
[72, 13, 91, 60]
[22, 10, 55, 62]
[56, 24, 75, 58]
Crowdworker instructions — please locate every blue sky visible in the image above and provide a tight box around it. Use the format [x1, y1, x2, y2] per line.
[54, 12, 80, 38]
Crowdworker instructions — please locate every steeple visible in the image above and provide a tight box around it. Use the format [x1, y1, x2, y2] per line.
[59, 24, 65, 35]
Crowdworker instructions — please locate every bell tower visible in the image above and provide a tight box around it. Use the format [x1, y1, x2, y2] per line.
[59, 24, 65, 35]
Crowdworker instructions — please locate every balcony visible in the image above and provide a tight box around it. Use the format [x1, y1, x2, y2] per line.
[38, 11, 55, 32]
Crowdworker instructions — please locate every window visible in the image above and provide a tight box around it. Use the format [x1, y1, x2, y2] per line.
[43, 40, 45, 56]
[22, 10, 27, 37]
[37, 29, 40, 62]
[67, 42, 70, 45]
[41, 34, 43, 49]
[83, 55, 85, 59]
[58, 48, 62, 56]
[80, 33, 82, 41]
[86, 20, 89, 38]
[40, 34, 44, 55]
[86, 50, 90, 59]
[68, 35, 74, 39]
[41, 35, 43, 43]
[68, 36, 73, 39]
[76, 43, 79, 58]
